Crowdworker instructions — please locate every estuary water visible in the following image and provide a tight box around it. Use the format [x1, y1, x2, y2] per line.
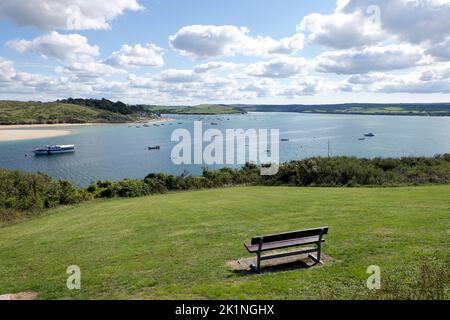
[1, 112, 450, 186]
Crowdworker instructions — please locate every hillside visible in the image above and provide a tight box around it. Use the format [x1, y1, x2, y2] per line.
[236, 103, 450, 116]
[0, 186, 448, 299]
[144, 104, 244, 115]
[0, 100, 154, 125]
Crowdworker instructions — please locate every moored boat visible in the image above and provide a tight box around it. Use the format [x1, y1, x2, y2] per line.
[33, 145, 75, 155]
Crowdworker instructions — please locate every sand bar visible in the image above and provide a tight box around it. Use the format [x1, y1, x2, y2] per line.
[0, 118, 173, 142]
[0, 118, 173, 130]
[0, 123, 97, 129]
[0, 129, 72, 142]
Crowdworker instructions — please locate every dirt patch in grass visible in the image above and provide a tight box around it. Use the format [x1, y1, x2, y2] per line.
[0, 291, 38, 300]
[226, 252, 332, 273]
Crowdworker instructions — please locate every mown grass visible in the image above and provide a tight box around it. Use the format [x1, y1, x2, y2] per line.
[0, 186, 448, 300]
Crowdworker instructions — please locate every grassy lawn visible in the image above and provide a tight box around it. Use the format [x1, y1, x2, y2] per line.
[0, 186, 448, 300]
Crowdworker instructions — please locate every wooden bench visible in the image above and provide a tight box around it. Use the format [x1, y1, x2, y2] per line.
[244, 227, 329, 273]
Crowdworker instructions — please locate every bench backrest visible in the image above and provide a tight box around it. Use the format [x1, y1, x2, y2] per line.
[251, 227, 329, 245]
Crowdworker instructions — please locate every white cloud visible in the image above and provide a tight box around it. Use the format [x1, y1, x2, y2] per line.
[0, 0, 143, 30]
[7, 31, 99, 61]
[0, 57, 16, 82]
[347, 73, 387, 85]
[426, 37, 450, 61]
[155, 69, 203, 83]
[169, 25, 304, 59]
[300, 0, 450, 52]
[105, 44, 164, 68]
[267, 33, 305, 55]
[299, 11, 384, 49]
[245, 57, 308, 78]
[56, 61, 124, 81]
[193, 61, 238, 73]
[315, 44, 426, 74]
[280, 82, 318, 97]
[342, 63, 450, 94]
[239, 79, 275, 97]
[376, 78, 450, 94]
[340, 0, 450, 46]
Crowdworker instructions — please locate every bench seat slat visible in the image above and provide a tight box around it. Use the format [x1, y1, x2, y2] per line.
[245, 235, 324, 253]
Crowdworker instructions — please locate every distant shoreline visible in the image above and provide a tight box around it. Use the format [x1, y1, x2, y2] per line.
[235, 103, 450, 117]
[0, 118, 173, 142]
[0, 117, 173, 129]
[297, 111, 450, 117]
[244, 111, 450, 117]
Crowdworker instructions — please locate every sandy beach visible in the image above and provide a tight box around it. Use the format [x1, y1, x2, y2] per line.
[0, 118, 172, 130]
[0, 129, 72, 142]
[0, 118, 173, 142]
[0, 122, 114, 130]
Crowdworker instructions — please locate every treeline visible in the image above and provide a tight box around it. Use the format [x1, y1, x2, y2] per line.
[237, 103, 450, 116]
[59, 98, 150, 115]
[2, 155, 450, 224]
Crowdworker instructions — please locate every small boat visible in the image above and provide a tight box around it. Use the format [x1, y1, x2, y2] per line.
[358, 138, 366, 141]
[136, 126, 141, 128]
[211, 122, 218, 125]
[364, 133, 375, 137]
[143, 124, 150, 127]
[280, 138, 290, 142]
[33, 144, 75, 155]
[148, 146, 161, 150]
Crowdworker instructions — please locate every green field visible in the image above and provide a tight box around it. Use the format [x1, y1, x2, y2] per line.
[302, 107, 439, 116]
[0, 101, 140, 125]
[238, 103, 450, 116]
[145, 104, 244, 115]
[0, 186, 449, 300]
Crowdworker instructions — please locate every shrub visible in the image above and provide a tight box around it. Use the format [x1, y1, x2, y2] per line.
[2, 154, 450, 224]
[0, 169, 91, 224]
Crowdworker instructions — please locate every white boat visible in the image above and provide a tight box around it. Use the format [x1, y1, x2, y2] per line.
[33, 145, 75, 155]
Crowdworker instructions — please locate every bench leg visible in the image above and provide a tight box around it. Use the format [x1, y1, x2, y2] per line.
[317, 241, 322, 262]
[256, 251, 261, 273]
[308, 243, 323, 265]
[250, 252, 261, 273]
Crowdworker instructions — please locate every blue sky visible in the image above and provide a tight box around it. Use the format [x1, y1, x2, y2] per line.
[0, 0, 450, 104]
